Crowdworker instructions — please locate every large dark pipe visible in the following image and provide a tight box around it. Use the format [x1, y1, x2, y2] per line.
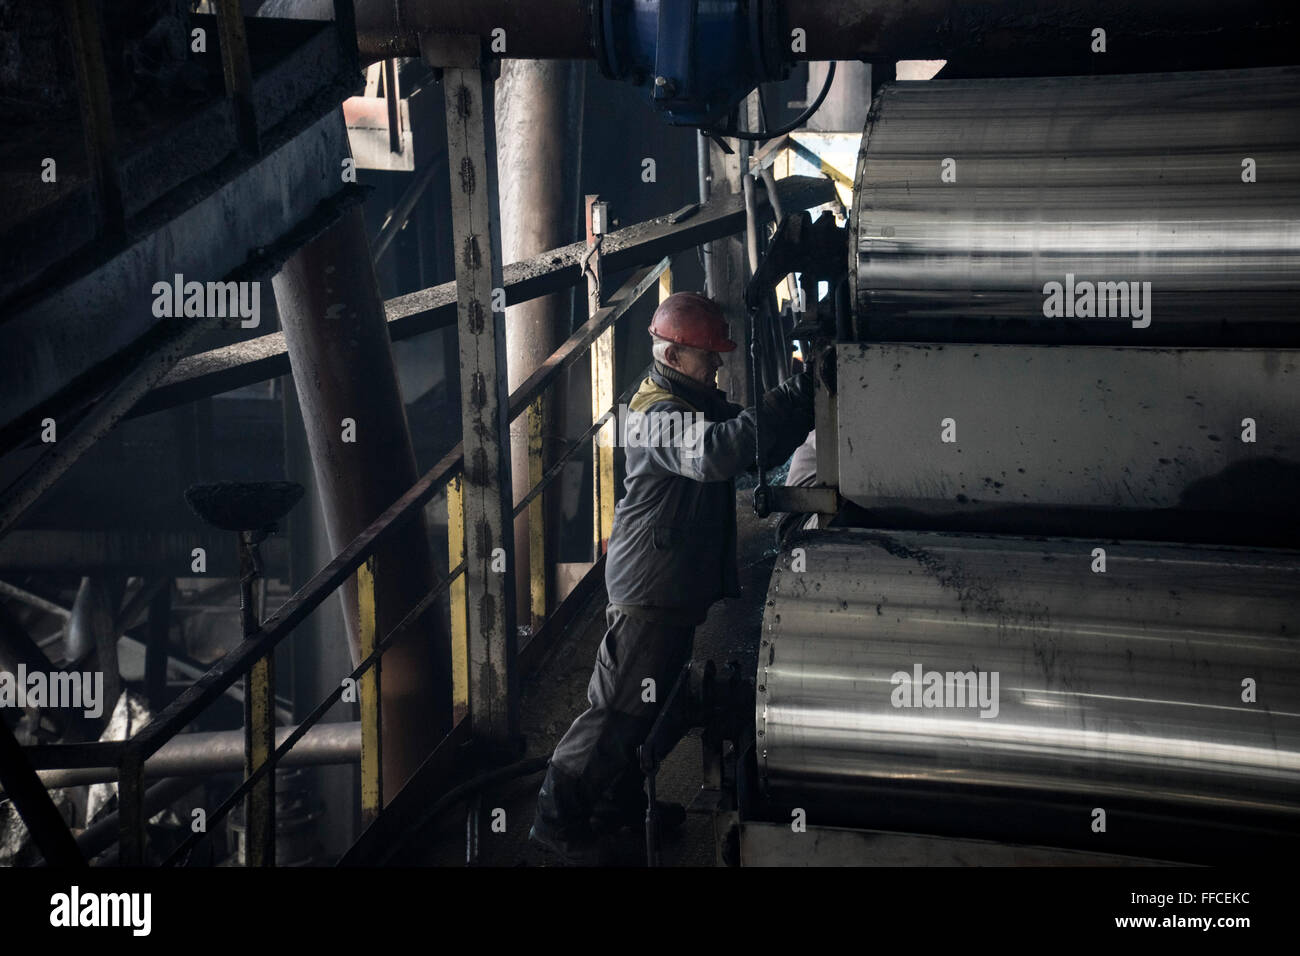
[351, 0, 1299, 70]
[25, 721, 361, 791]
[273, 208, 450, 797]
[783, 0, 1299, 72]
[353, 0, 595, 62]
[74, 776, 202, 861]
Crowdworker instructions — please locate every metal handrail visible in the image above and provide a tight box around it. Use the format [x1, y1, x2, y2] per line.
[513, 364, 652, 519]
[113, 437, 467, 863]
[160, 560, 466, 866]
[13, 252, 671, 866]
[104, 254, 671, 864]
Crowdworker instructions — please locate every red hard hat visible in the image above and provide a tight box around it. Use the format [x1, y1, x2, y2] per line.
[649, 291, 738, 352]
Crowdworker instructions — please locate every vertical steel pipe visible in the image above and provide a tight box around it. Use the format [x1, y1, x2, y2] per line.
[496, 60, 579, 631]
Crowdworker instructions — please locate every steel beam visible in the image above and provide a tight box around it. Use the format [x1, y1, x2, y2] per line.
[130, 176, 834, 417]
[0, 175, 365, 539]
[372, 158, 442, 262]
[425, 33, 518, 747]
[781, 0, 1299, 71]
[355, 0, 594, 62]
[144, 581, 171, 709]
[0, 716, 85, 867]
[351, 0, 1298, 75]
[1, 19, 352, 439]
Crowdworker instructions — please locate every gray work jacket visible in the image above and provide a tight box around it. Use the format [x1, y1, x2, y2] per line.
[604, 361, 809, 620]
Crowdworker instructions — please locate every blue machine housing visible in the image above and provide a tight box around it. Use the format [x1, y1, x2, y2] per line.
[595, 0, 789, 127]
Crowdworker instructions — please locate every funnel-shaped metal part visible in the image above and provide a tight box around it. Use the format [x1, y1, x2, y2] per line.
[184, 481, 305, 534]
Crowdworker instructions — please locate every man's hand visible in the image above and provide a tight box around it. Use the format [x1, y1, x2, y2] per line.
[763, 371, 814, 416]
[759, 372, 816, 447]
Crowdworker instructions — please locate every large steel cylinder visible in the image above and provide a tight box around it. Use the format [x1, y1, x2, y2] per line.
[851, 67, 1300, 345]
[757, 530, 1300, 860]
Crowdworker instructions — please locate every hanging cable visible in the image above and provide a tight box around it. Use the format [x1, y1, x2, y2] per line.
[700, 62, 837, 143]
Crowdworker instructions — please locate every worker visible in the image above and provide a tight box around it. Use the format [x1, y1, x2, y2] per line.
[529, 291, 816, 864]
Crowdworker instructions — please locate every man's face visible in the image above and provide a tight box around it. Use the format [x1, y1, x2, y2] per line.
[670, 344, 723, 386]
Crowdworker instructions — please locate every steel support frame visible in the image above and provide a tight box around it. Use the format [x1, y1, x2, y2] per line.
[424, 34, 518, 747]
[131, 176, 835, 419]
[0, 715, 85, 867]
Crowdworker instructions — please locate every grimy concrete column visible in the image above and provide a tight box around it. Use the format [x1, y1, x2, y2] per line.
[273, 205, 450, 799]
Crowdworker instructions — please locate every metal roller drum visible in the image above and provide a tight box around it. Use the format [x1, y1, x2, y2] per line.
[757, 530, 1300, 858]
[850, 67, 1300, 344]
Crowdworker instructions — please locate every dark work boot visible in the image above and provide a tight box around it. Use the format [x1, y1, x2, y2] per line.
[530, 763, 614, 866]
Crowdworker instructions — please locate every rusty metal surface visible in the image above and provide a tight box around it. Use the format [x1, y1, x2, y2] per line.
[757, 528, 1300, 859]
[835, 344, 1300, 541]
[273, 206, 450, 794]
[433, 34, 519, 746]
